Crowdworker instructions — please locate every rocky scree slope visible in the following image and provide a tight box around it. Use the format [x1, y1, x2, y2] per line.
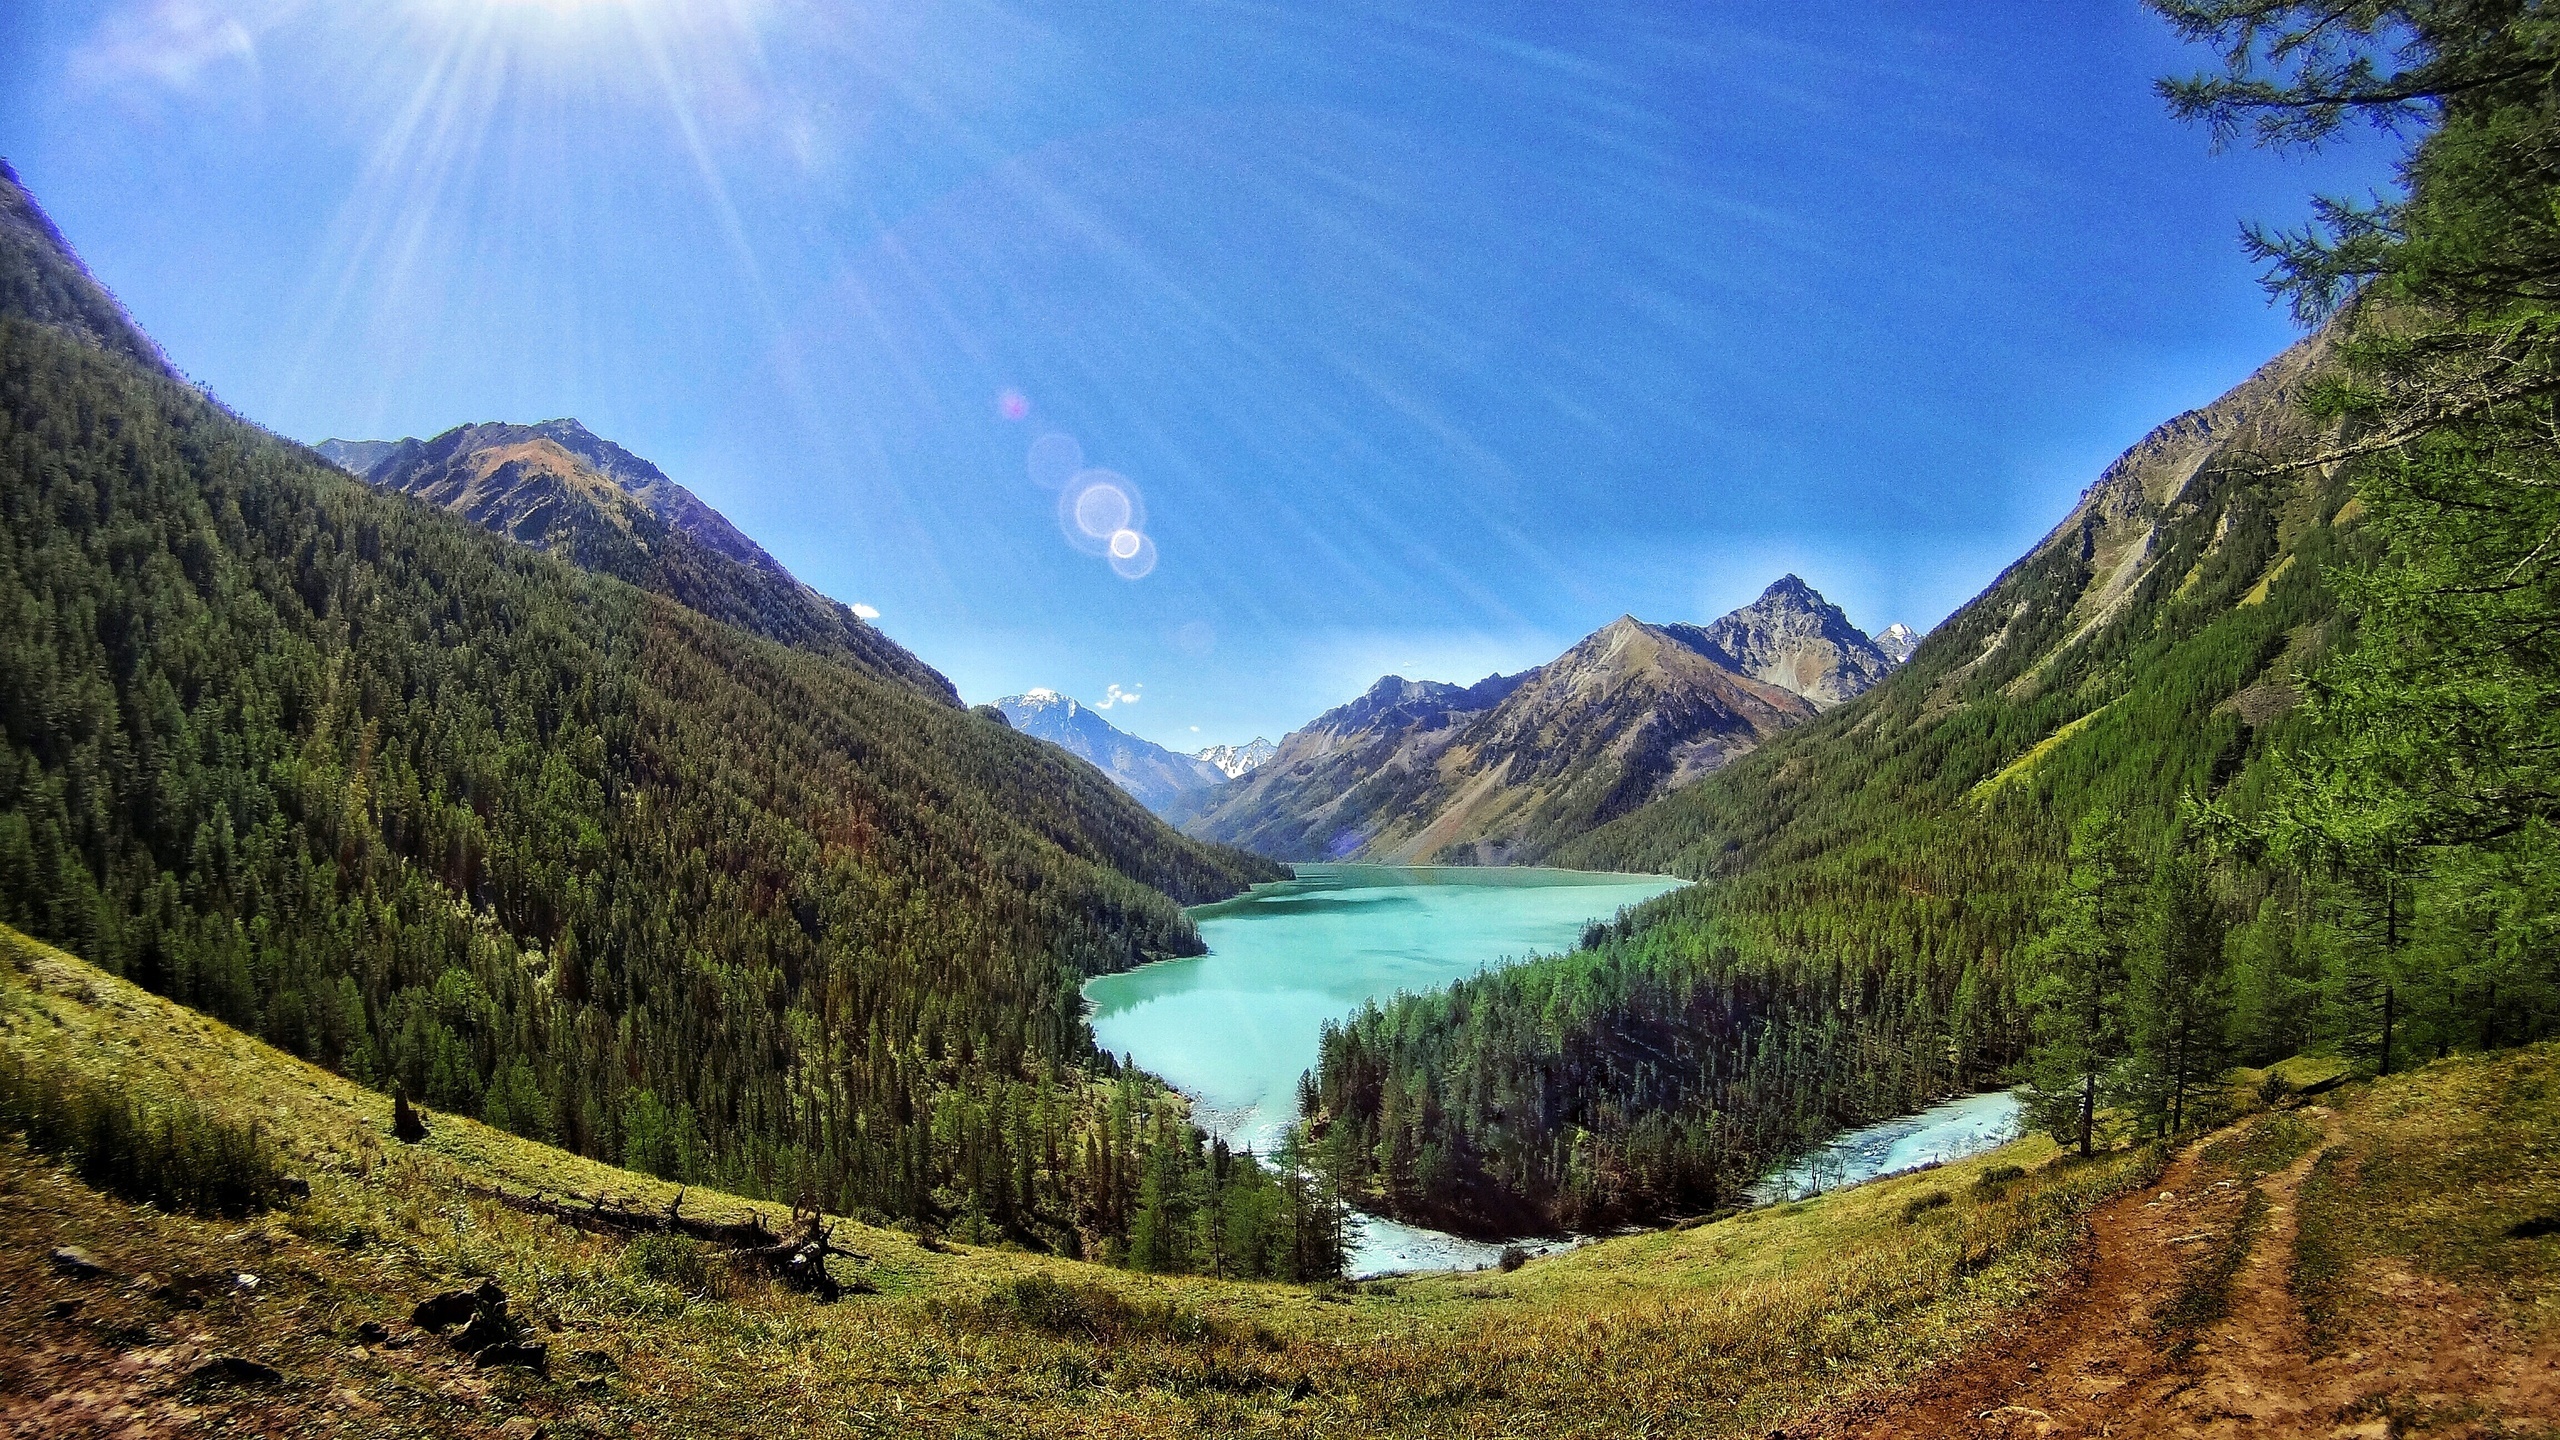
[1186, 579, 1900, 864]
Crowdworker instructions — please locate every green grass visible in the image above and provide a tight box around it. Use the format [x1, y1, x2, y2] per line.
[0, 1047, 290, 1217]
[1968, 705, 2109, 804]
[2291, 1045, 2560, 1354]
[2199, 1110, 2323, 1180]
[17, 922, 2556, 1437]
[0, 920, 2178, 1437]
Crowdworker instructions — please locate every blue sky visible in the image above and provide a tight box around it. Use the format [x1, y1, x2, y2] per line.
[1, 0, 2395, 749]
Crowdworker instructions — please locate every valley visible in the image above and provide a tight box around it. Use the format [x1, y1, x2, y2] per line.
[7, 2, 2560, 1433]
[1085, 864, 1686, 1270]
[7, 920, 2554, 1438]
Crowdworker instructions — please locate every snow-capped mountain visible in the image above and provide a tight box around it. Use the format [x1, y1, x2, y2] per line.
[995, 690, 1228, 816]
[1196, 738, 1276, 779]
[1873, 622, 1922, 665]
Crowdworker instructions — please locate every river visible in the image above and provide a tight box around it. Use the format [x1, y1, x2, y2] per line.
[1083, 863, 2021, 1277]
[1087, 864, 1686, 1155]
[1748, 1090, 2024, 1204]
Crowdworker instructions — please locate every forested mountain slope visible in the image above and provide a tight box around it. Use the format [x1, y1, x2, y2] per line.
[0, 160, 167, 377]
[1186, 578, 1892, 864]
[0, 165, 1283, 1250]
[320, 420, 959, 703]
[1308, 331, 2356, 1234]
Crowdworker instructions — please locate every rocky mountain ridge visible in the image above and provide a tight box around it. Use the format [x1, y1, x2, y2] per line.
[1185, 577, 1903, 863]
[1197, 738, 1277, 779]
[997, 690, 1231, 815]
[317, 421, 957, 703]
[1672, 574, 1896, 708]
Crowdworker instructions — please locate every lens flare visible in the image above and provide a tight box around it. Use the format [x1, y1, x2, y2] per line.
[1052, 468, 1152, 575]
[1075, 483, 1132, 538]
[1109, 531, 1159, 579]
[997, 388, 1030, 420]
[1058, 468, 1144, 556]
[1027, 432, 1082, 489]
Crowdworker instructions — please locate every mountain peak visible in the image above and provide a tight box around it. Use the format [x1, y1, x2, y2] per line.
[317, 420, 959, 704]
[1680, 576, 1894, 710]
[1874, 622, 1922, 664]
[996, 692, 1225, 814]
[1197, 737, 1277, 780]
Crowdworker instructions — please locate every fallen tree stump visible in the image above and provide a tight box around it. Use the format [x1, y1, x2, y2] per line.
[464, 1185, 865, 1301]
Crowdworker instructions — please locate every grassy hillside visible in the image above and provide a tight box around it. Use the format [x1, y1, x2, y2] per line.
[0, 167, 1283, 1254]
[7, 922, 2553, 1436]
[0, 922, 2159, 1436]
[1307, 333, 2361, 1233]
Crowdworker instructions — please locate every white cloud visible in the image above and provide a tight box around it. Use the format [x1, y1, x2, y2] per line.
[1094, 683, 1142, 710]
[73, 0, 263, 106]
[851, 602, 880, 620]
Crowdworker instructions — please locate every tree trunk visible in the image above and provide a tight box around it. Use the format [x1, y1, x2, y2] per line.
[2381, 983, 2396, 1077]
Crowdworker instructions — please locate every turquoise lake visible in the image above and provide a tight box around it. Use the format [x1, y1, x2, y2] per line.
[1084, 864, 1687, 1159]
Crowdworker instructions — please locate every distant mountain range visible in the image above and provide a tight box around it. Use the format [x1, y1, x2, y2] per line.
[995, 691, 1275, 814]
[1184, 577, 1914, 863]
[316, 421, 957, 704]
[1197, 737, 1277, 779]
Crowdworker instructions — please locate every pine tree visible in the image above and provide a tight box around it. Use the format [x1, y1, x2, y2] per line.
[2126, 850, 2234, 1135]
[2019, 810, 2142, 1156]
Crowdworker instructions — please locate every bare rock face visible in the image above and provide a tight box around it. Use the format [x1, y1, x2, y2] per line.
[1669, 575, 1899, 710]
[1188, 576, 1911, 864]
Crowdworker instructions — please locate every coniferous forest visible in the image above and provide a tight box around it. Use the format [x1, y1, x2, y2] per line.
[11, 6, 2560, 1434]
[1306, 2, 2560, 1237]
[6, 0, 2558, 1292]
[0, 162, 1351, 1276]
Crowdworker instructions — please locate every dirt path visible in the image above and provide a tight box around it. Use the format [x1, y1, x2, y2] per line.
[1810, 1108, 2560, 1439]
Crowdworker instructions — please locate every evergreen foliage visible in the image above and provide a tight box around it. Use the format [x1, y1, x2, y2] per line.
[2125, 848, 2236, 1134]
[1306, 424, 2357, 1232]
[2170, 0, 2560, 1065]
[2018, 811, 2141, 1157]
[0, 175, 1312, 1268]
[1307, 1, 2560, 1240]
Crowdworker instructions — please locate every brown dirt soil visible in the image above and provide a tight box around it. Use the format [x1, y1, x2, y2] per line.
[1809, 1107, 2560, 1439]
